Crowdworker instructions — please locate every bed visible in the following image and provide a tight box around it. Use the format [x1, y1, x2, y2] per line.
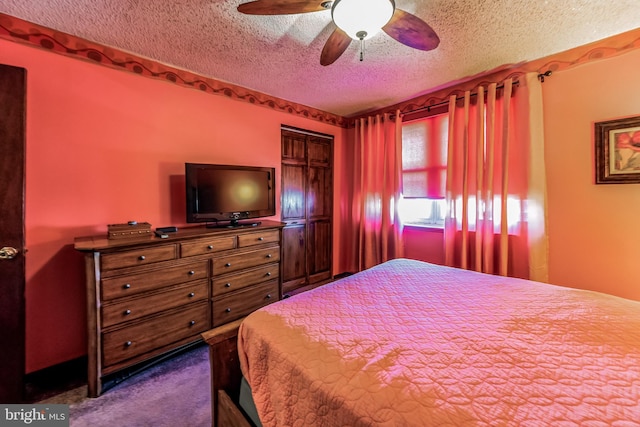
[203, 258, 640, 426]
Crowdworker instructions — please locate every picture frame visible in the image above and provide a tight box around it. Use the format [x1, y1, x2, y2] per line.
[595, 115, 640, 184]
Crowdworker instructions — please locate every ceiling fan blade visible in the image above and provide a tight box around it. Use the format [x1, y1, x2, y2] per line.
[320, 27, 352, 66]
[382, 9, 440, 51]
[237, 0, 328, 15]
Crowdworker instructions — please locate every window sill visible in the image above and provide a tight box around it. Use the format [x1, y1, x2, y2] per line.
[403, 223, 444, 232]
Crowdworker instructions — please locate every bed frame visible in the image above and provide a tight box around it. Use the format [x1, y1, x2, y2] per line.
[201, 318, 253, 427]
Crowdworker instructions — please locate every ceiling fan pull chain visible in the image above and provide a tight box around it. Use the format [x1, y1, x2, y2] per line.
[356, 31, 367, 62]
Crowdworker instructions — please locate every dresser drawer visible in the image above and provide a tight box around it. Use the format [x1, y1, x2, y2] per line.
[101, 245, 177, 271]
[180, 236, 236, 257]
[101, 260, 208, 301]
[237, 230, 280, 248]
[101, 280, 209, 328]
[212, 263, 279, 297]
[102, 302, 210, 367]
[212, 280, 279, 327]
[213, 246, 280, 275]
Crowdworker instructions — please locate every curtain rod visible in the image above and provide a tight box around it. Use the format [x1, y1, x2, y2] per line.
[280, 125, 334, 140]
[397, 79, 521, 119]
[397, 70, 553, 118]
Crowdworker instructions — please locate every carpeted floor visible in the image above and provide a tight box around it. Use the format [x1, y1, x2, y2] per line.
[38, 344, 211, 427]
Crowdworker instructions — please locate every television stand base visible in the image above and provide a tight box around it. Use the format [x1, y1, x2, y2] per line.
[206, 221, 261, 229]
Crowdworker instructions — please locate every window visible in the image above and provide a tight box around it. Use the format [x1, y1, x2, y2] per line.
[400, 112, 449, 228]
[398, 197, 446, 227]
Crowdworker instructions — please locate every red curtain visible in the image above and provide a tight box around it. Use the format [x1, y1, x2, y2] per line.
[343, 112, 404, 272]
[444, 75, 548, 280]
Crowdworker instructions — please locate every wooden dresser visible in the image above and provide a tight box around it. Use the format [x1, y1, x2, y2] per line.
[74, 221, 284, 397]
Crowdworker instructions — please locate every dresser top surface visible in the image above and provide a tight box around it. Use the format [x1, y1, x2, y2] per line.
[74, 220, 284, 252]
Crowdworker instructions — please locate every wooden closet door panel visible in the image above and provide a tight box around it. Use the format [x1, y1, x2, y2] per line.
[308, 219, 331, 281]
[281, 164, 306, 220]
[282, 131, 306, 161]
[308, 139, 331, 166]
[308, 166, 331, 218]
[282, 224, 307, 283]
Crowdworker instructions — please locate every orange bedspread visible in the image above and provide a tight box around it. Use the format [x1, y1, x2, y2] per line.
[238, 259, 640, 426]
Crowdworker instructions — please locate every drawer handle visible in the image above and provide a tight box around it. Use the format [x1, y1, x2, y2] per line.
[225, 263, 231, 267]
[138, 255, 146, 261]
[125, 341, 132, 347]
[266, 254, 272, 258]
[266, 294, 272, 299]
[188, 292, 195, 297]
[224, 283, 231, 288]
[188, 270, 195, 275]
[189, 320, 196, 326]
[266, 272, 271, 276]
[258, 237, 264, 241]
[124, 309, 131, 315]
[225, 308, 231, 313]
[123, 283, 131, 289]
[207, 245, 213, 250]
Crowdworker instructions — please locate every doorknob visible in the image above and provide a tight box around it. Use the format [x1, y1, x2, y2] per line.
[0, 247, 19, 260]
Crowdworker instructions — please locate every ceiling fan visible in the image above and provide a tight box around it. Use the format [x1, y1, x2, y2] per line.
[237, 0, 440, 66]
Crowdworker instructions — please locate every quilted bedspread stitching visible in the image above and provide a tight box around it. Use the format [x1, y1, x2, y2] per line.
[238, 259, 640, 426]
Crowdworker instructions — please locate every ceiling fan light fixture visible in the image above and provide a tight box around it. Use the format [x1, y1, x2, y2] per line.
[332, 0, 395, 40]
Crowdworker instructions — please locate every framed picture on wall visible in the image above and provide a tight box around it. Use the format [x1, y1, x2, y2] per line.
[595, 115, 640, 184]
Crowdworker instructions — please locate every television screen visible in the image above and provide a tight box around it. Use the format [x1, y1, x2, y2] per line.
[185, 163, 275, 227]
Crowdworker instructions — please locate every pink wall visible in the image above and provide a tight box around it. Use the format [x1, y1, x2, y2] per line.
[543, 48, 640, 300]
[4, 29, 640, 373]
[0, 38, 345, 372]
[403, 227, 444, 265]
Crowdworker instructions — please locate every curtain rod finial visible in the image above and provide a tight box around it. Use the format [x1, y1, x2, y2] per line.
[537, 70, 552, 83]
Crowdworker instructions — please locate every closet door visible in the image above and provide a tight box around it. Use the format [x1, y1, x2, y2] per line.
[281, 131, 307, 294]
[307, 138, 332, 283]
[281, 128, 333, 296]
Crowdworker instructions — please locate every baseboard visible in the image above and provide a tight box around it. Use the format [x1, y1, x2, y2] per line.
[23, 341, 207, 402]
[101, 340, 206, 394]
[24, 356, 87, 403]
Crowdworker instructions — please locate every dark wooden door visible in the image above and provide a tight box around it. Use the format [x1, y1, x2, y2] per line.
[281, 223, 306, 294]
[280, 128, 333, 296]
[281, 132, 307, 294]
[307, 139, 332, 283]
[0, 64, 27, 403]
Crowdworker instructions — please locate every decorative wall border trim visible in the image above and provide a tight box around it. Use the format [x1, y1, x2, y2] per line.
[0, 13, 348, 128]
[353, 27, 640, 123]
[2, 13, 639, 129]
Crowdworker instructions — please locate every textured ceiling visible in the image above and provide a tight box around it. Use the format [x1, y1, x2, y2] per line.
[1, 0, 639, 117]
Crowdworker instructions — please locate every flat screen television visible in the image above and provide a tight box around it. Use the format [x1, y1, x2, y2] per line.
[185, 163, 275, 227]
